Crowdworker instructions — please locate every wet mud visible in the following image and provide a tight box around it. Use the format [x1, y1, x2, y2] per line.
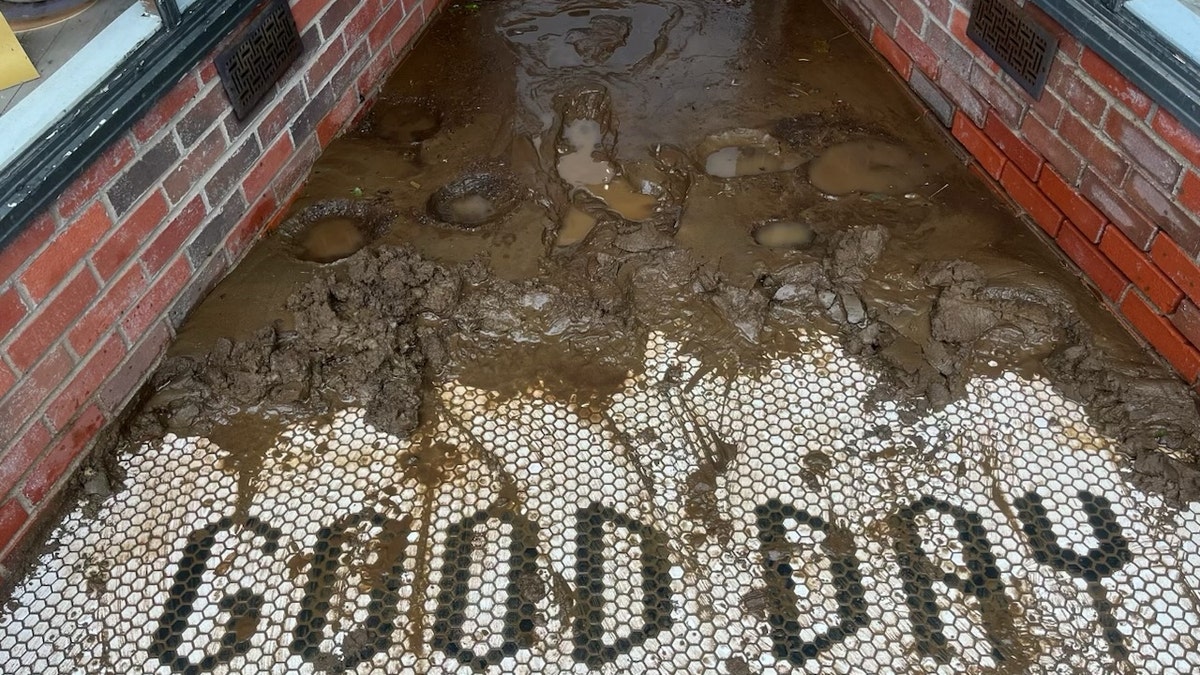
[25, 0, 1200, 629]
[119, 0, 1200, 506]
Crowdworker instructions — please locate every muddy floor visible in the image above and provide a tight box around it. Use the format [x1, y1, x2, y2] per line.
[5, 0, 1200, 673]
[155, 0, 1200, 496]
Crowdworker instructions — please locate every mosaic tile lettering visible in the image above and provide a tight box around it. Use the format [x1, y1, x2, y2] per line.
[3, 331, 1200, 674]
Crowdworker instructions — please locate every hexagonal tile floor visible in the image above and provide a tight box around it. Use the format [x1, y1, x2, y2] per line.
[2, 330, 1199, 673]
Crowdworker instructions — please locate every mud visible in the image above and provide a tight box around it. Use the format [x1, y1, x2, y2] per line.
[52, 0, 1200, 601]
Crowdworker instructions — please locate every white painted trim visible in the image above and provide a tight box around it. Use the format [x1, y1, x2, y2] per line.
[0, 4, 162, 168]
[1126, 0, 1200, 66]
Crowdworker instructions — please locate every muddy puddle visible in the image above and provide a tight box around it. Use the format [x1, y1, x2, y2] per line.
[10, 0, 1200, 670]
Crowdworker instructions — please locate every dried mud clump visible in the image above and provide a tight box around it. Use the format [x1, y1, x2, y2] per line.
[133, 248, 461, 441]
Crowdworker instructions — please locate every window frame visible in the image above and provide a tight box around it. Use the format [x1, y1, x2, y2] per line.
[1032, 0, 1200, 134]
[0, 0, 263, 249]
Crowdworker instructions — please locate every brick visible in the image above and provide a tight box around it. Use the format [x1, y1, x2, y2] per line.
[344, 0, 384, 43]
[949, 6, 991, 66]
[22, 404, 104, 505]
[291, 0, 327, 30]
[1000, 163, 1063, 236]
[1181, 172, 1200, 215]
[225, 195, 278, 262]
[1037, 168, 1106, 242]
[92, 191, 169, 281]
[68, 265, 148, 356]
[889, 0, 925, 33]
[7, 271, 99, 371]
[188, 191, 248, 266]
[176, 85, 230, 149]
[1152, 109, 1200, 168]
[291, 83, 338, 144]
[319, 0, 358, 38]
[1021, 112, 1082, 181]
[909, 69, 953, 127]
[984, 111, 1043, 180]
[120, 257, 192, 341]
[952, 112, 1006, 179]
[1121, 291, 1200, 383]
[304, 33, 348, 92]
[329, 42, 371, 100]
[204, 136, 262, 207]
[1100, 226, 1183, 313]
[1027, 86, 1064, 129]
[1080, 48, 1152, 118]
[368, 0, 412, 53]
[163, 128, 227, 204]
[56, 139, 136, 219]
[20, 202, 110, 302]
[107, 135, 182, 217]
[967, 64, 1025, 129]
[1171, 300, 1200, 350]
[243, 134, 295, 201]
[0, 421, 50, 497]
[1124, 171, 1200, 254]
[0, 360, 13, 401]
[0, 347, 72, 440]
[0, 211, 54, 284]
[318, 88, 359, 147]
[272, 136, 321, 204]
[255, 83, 306, 146]
[1059, 114, 1129, 187]
[356, 39, 397, 99]
[99, 321, 170, 415]
[1104, 111, 1181, 187]
[46, 334, 126, 430]
[1055, 220, 1128, 302]
[167, 250, 228, 330]
[132, 75, 200, 144]
[144, 195, 207, 274]
[0, 501, 29, 554]
[1151, 234, 1200, 305]
[0, 289, 27, 348]
[1054, 71, 1107, 126]
[894, 20, 939, 77]
[1079, 169, 1158, 250]
[873, 25, 907, 78]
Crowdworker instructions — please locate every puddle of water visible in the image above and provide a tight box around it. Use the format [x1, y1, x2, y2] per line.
[556, 207, 598, 247]
[296, 217, 368, 263]
[752, 219, 815, 250]
[705, 145, 800, 178]
[808, 139, 928, 196]
[437, 193, 497, 226]
[557, 119, 615, 186]
[585, 179, 656, 221]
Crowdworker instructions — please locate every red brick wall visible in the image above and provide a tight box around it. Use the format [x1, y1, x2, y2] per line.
[0, 0, 444, 571]
[832, 0, 1200, 388]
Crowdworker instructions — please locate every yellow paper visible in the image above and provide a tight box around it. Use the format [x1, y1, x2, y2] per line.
[0, 13, 38, 91]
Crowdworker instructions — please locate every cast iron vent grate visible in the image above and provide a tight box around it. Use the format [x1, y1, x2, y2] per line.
[215, 0, 303, 120]
[967, 0, 1058, 98]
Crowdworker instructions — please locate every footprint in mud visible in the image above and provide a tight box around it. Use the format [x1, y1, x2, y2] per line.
[808, 139, 928, 195]
[752, 219, 815, 250]
[555, 207, 598, 247]
[279, 199, 394, 263]
[426, 172, 523, 228]
[360, 97, 442, 147]
[555, 98, 658, 223]
[698, 128, 803, 178]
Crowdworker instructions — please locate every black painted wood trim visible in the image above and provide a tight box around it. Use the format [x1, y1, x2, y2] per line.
[1032, 0, 1200, 135]
[0, 0, 264, 250]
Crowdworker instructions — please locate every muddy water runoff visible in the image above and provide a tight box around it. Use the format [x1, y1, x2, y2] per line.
[42, 0, 1200, 668]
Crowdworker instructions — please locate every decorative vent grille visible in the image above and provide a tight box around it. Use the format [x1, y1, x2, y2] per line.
[215, 0, 303, 120]
[967, 0, 1058, 98]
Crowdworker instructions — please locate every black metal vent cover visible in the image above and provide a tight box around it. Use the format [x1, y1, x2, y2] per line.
[215, 0, 303, 120]
[967, 0, 1059, 99]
